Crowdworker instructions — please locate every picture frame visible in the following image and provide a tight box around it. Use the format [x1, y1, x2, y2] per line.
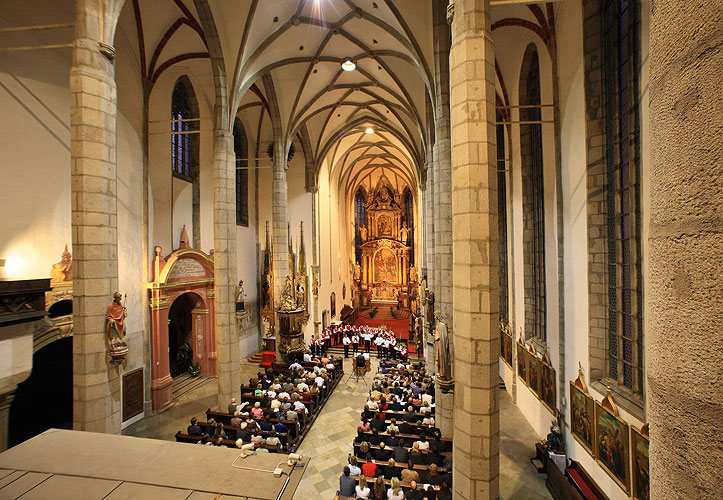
[595, 388, 630, 493]
[569, 364, 594, 456]
[539, 350, 556, 414]
[526, 345, 540, 397]
[516, 337, 527, 385]
[631, 424, 650, 500]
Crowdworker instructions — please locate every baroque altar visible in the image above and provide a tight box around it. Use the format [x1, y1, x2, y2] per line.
[354, 181, 416, 310]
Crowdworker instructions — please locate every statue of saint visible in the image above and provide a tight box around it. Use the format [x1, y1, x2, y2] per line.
[50, 245, 73, 283]
[105, 292, 127, 347]
[235, 280, 246, 311]
[296, 279, 306, 308]
[360, 225, 368, 242]
[433, 311, 451, 381]
[262, 274, 272, 308]
[400, 224, 409, 245]
[279, 275, 296, 311]
[409, 266, 418, 283]
[354, 263, 361, 281]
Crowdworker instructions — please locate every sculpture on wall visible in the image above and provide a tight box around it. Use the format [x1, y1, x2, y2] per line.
[279, 275, 297, 312]
[409, 266, 418, 283]
[235, 280, 246, 311]
[434, 310, 454, 392]
[354, 262, 361, 281]
[296, 278, 306, 308]
[360, 225, 368, 242]
[106, 292, 128, 363]
[50, 245, 73, 283]
[400, 224, 409, 245]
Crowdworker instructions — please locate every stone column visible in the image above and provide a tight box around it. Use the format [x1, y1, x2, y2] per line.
[70, 0, 122, 433]
[433, 0, 455, 441]
[272, 143, 289, 304]
[0, 393, 14, 452]
[213, 129, 240, 409]
[648, 3, 723, 499]
[311, 190, 320, 335]
[449, 1, 499, 499]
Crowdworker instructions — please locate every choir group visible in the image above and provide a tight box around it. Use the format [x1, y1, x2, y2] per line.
[309, 325, 409, 361]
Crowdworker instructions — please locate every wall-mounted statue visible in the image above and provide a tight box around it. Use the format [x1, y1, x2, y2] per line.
[235, 280, 246, 311]
[354, 262, 361, 281]
[50, 245, 73, 283]
[279, 275, 296, 311]
[400, 224, 409, 245]
[409, 266, 418, 283]
[106, 292, 128, 363]
[434, 311, 454, 392]
[360, 224, 368, 243]
[296, 278, 306, 308]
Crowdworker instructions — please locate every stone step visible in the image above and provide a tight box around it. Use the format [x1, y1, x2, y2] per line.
[172, 373, 213, 401]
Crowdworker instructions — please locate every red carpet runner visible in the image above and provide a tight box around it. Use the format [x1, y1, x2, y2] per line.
[353, 316, 418, 356]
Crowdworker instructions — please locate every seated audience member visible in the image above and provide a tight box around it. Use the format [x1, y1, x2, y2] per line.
[387, 418, 399, 434]
[274, 420, 288, 435]
[415, 433, 429, 451]
[259, 414, 273, 432]
[386, 430, 399, 448]
[355, 475, 371, 500]
[235, 422, 251, 442]
[374, 441, 392, 462]
[348, 455, 361, 476]
[399, 420, 415, 435]
[401, 461, 420, 483]
[187, 417, 202, 436]
[387, 477, 404, 500]
[250, 431, 264, 446]
[254, 384, 264, 397]
[230, 412, 243, 427]
[409, 443, 427, 466]
[265, 429, 281, 450]
[198, 433, 212, 445]
[251, 402, 264, 419]
[285, 408, 299, 423]
[359, 417, 371, 432]
[212, 423, 227, 440]
[373, 477, 387, 500]
[426, 463, 442, 486]
[371, 413, 387, 432]
[228, 398, 238, 414]
[357, 441, 371, 459]
[403, 406, 418, 423]
[339, 466, 357, 498]
[384, 458, 402, 480]
[361, 453, 379, 478]
[369, 428, 384, 446]
[392, 444, 409, 464]
[355, 429, 367, 445]
[435, 481, 452, 500]
[405, 481, 423, 500]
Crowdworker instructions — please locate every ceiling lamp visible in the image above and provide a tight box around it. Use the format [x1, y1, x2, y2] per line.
[365, 127, 374, 134]
[341, 58, 356, 71]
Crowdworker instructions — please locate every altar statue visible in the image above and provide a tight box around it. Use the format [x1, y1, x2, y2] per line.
[409, 266, 418, 283]
[400, 224, 409, 245]
[360, 225, 368, 242]
[235, 280, 246, 311]
[279, 275, 296, 311]
[296, 279, 306, 308]
[354, 263, 361, 281]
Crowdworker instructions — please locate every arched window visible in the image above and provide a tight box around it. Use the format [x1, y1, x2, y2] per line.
[519, 43, 546, 342]
[496, 114, 509, 324]
[403, 188, 415, 265]
[233, 118, 249, 226]
[354, 188, 366, 263]
[171, 76, 199, 179]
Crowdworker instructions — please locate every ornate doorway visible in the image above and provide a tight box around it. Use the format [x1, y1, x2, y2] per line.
[148, 247, 216, 411]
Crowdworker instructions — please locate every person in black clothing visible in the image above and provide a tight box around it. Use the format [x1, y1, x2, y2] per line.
[369, 428, 384, 446]
[403, 406, 418, 423]
[405, 481, 423, 500]
[339, 465, 357, 498]
[392, 444, 409, 463]
[235, 424, 251, 442]
[370, 413, 387, 433]
[259, 414, 273, 432]
[354, 429, 367, 445]
[399, 420, 415, 435]
[384, 458, 402, 480]
[386, 430, 399, 448]
[187, 417, 202, 436]
[373, 441, 392, 462]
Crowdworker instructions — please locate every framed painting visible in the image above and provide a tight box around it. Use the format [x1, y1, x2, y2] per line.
[539, 355, 556, 414]
[595, 391, 630, 493]
[631, 424, 650, 500]
[516, 340, 527, 385]
[569, 367, 594, 456]
[504, 331, 513, 368]
[526, 347, 540, 397]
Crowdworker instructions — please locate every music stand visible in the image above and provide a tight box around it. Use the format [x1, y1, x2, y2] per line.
[346, 354, 367, 385]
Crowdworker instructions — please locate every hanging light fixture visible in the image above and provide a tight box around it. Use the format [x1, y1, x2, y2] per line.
[365, 127, 374, 135]
[341, 58, 356, 71]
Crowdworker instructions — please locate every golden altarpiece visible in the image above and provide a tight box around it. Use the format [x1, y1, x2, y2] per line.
[354, 182, 416, 310]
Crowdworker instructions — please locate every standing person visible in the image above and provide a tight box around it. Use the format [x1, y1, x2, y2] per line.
[343, 333, 351, 358]
[374, 333, 383, 358]
[364, 328, 371, 353]
[324, 329, 331, 353]
[352, 332, 360, 355]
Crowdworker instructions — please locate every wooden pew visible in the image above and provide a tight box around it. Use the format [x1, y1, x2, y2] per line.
[206, 409, 300, 441]
[174, 432, 281, 453]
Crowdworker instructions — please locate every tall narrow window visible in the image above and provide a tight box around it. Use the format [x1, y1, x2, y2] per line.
[497, 114, 509, 323]
[234, 118, 249, 226]
[354, 188, 366, 263]
[604, 0, 642, 393]
[519, 43, 546, 342]
[403, 188, 415, 266]
[171, 76, 199, 180]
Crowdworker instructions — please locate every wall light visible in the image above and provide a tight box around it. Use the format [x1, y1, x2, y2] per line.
[0, 259, 6, 280]
[365, 127, 374, 135]
[3, 256, 23, 279]
[341, 58, 356, 72]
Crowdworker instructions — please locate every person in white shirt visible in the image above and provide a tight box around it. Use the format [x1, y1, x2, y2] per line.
[315, 375, 324, 388]
[342, 334, 351, 358]
[355, 475, 370, 500]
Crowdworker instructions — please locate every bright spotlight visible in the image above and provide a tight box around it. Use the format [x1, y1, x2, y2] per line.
[341, 58, 356, 72]
[365, 127, 374, 135]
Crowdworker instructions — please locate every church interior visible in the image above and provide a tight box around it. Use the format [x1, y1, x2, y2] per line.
[0, 0, 721, 499]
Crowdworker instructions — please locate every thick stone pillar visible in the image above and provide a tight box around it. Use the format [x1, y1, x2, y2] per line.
[0, 393, 14, 452]
[213, 129, 240, 408]
[272, 143, 289, 303]
[70, 0, 122, 433]
[648, 3, 723, 499]
[449, 1, 499, 499]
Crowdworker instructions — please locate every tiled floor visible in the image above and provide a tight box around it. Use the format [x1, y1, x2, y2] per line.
[292, 358, 553, 500]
